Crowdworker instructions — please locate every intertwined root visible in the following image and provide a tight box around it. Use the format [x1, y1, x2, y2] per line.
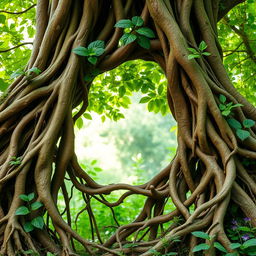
[1, 0, 256, 255]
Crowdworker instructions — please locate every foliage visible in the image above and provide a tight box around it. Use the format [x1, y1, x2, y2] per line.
[115, 16, 155, 49]
[15, 193, 44, 232]
[187, 41, 211, 60]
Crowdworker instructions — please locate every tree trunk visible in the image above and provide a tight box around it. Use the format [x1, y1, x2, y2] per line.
[0, 0, 255, 255]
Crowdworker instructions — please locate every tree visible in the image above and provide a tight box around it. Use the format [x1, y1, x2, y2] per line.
[0, 0, 256, 255]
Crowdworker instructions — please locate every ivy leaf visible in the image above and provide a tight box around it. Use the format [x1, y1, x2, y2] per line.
[72, 46, 89, 56]
[83, 113, 92, 120]
[31, 201, 43, 211]
[227, 118, 242, 129]
[219, 94, 226, 103]
[188, 54, 201, 60]
[137, 35, 151, 49]
[192, 243, 210, 252]
[120, 33, 137, 45]
[131, 16, 144, 27]
[31, 216, 44, 229]
[214, 242, 227, 253]
[243, 119, 255, 128]
[191, 231, 211, 240]
[199, 41, 207, 51]
[136, 27, 155, 38]
[236, 129, 250, 140]
[28, 193, 35, 201]
[88, 40, 105, 49]
[88, 57, 97, 65]
[115, 19, 133, 28]
[19, 194, 29, 202]
[15, 206, 30, 216]
[23, 222, 34, 232]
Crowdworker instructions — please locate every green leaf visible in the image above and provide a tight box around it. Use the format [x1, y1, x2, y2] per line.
[219, 104, 226, 110]
[191, 231, 211, 240]
[136, 27, 155, 38]
[28, 67, 41, 75]
[23, 222, 34, 232]
[28, 193, 35, 201]
[10, 69, 25, 79]
[76, 117, 83, 129]
[188, 48, 199, 54]
[222, 110, 231, 116]
[115, 19, 133, 28]
[243, 239, 256, 248]
[230, 243, 241, 250]
[214, 242, 227, 253]
[119, 86, 126, 97]
[0, 78, 8, 92]
[219, 94, 226, 103]
[131, 16, 144, 27]
[199, 41, 207, 51]
[0, 15, 6, 24]
[88, 40, 105, 49]
[188, 54, 201, 59]
[148, 100, 154, 112]
[227, 118, 242, 129]
[31, 201, 43, 211]
[15, 206, 30, 216]
[120, 33, 137, 45]
[19, 194, 29, 202]
[94, 48, 105, 56]
[31, 216, 44, 229]
[192, 243, 210, 252]
[202, 52, 211, 56]
[72, 46, 89, 56]
[88, 57, 97, 65]
[243, 119, 255, 128]
[236, 129, 250, 140]
[230, 103, 243, 109]
[137, 35, 151, 49]
[139, 96, 151, 103]
[83, 113, 92, 120]
[225, 253, 239, 256]
[123, 243, 138, 248]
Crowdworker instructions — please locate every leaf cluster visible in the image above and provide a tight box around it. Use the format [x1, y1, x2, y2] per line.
[187, 41, 211, 60]
[15, 193, 44, 232]
[72, 40, 105, 65]
[115, 16, 155, 49]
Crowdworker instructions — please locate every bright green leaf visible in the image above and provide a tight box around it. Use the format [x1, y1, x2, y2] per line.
[187, 47, 199, 54]
[192, 243, 210, 252]
[136, 27, 155, 38]
[28, 67, 41, 75]
[23, 222, 34, 232]
[83, 113, 92, 120]
[28, 193, 35, 201]
[88, 40, 105, 49]
[219, 94, 226, 103]
[199, 41, 207, 51]
[120, 33, 137, 46]
[230, 243, 241, 250]
[191, 231, 211, 240]
[243, 239, 256, 248]
[88, 56, 98, 65]
[94, 48, 105, 56]
[119, 86, 126, 97]
[19, 194, 29, 202]
[236, 129, 250, 140]
[131, 16, 144, 27]
[243, 119, 255, 128]
[76, 117, 83, 129]
[31, 216, 44, 229]
[202, 52, 211, 56]
[227, 118, 242, 129]
[72, 46, 89, 56]
[15, 206, 30, 216]
[31, 201, 43, 211]
[115, 19, 133, 28]
[139, 96, 151, 103]
[188, 54, 201, 60]
[214, 242, 227, 253]
[222, 110, 231, 116]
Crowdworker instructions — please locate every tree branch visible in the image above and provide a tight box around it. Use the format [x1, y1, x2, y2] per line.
[218, 0, 245, 21]
[0, 4, 36, 15]
[0, 42, 33, 53]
